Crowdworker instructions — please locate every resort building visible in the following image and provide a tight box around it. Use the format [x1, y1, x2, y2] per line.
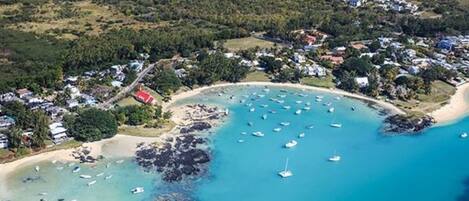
[355, 77, 370, 88]
[49, 122, 69, 144]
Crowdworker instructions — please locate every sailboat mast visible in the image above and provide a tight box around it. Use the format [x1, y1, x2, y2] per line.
[284, 158, 289, 171]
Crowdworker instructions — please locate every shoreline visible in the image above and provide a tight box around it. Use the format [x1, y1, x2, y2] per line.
[431, 82, 469, 125]
[0, 134, 160, 198]
[164, 81, 406, 115]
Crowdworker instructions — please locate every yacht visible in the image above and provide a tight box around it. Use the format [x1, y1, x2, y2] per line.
[72, 166, 81, 173]
[131, 187, 145, 194]
[298, 133, 305, 138]
[80, 175, 92, 179]
[278, 158, 293, 178]
[273, 128, 282, 132]
[280, 122, 291, 126]
[295, 110, 302, 115]
[252, 131, 265, 137]
[460, 132, 468, 139]
[328, 152, 341, 162]
[284, 140, 298, 148]
[330, 123, 342, 128]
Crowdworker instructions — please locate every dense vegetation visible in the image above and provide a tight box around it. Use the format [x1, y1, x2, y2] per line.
[65, 108, 118, 142]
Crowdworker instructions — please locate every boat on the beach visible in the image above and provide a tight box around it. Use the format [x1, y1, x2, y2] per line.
[280, 122, 290, 126]
[87, 180, 97, 186]
[460, 132, 468, 139]
[131, 187, 145, 194]
[295, 109, 302, 115]
[273, 127, 282, 132]
[252, 131, 265, 137]
[298, 133, 305, 138]
[285, 140, 298, 148]
[72, 167, 81, 173]
[278, 158, 293, 178]
[80, 175, 92, 179]
[330, 123, 342, 128]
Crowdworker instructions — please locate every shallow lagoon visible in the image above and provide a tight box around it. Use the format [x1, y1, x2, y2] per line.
[3, 85, 469, 201]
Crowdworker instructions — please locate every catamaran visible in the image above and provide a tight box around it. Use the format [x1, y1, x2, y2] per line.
[461, 132, 468, 139]
[278, 158, 293, 178]
[285, 140, 298, 148]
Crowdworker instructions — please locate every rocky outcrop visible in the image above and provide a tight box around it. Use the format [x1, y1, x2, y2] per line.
[180, 122, 212, 134]
[383, 114, 435, 134]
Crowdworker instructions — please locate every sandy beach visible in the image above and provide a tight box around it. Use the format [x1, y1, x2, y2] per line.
[164, 81, 406, 115]
[0, 134, 159, 196]
[431, 82, 469, 124]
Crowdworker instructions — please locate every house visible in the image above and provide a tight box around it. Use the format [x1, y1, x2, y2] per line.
[80, 94, 97, 106]
[64, 84, 81, 99]
[129, 60, 144, 72]
[0, 92, 20, 103]
[0, 115, 15, 130]
[0, 134, 8, 149]
[351, 42, 368, 50]
[333, 46, 347, 56]
[134, 89, 155, 105]
[408, 66, 421, 75]
[348, 0, 364, 7]
[403, 49, 417, 59]
[49, 122, 69, 144]
[355, 77, 369, 88]
[320, 55, 344, 65]
[45, 106, 66, 120]
[303, 64, 327, 77]
[292, 53, 306, 63]
[303, 34, 317, 45]
[66, 99, 79, 108]
[437, 38, 457, 51]
[16, 88, 33, 99]
[111, 81, 123, 88]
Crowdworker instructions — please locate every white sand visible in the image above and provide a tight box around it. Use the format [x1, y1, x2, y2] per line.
[431, 82, 469, 124]
[164, 82, 406, 115]
[0, 134, 159, 196]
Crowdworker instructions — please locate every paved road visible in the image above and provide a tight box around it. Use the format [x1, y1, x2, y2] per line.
[98, 62, 157, 109]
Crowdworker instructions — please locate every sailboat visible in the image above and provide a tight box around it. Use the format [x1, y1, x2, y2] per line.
[328, 151, 341, 162]
[278, 158, 293, 178]
[330, 114, 342, 128]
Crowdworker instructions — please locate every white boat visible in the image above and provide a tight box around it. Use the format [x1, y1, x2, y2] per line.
[38, 192, 47, 196]
[248, 122, 254, 126]
[87, 180, 97, 186]
[330, 123, 342, 128]
[241, 132, 247, 135]
[72, 167, 81, 173]
[96, 172, 104, 177]
[238, 139, 245, 143]
[280, 122, 290, 126]
[51, 160, 57, 164]
[328, 152, 341, 162]
[105, 175, 113, 180]
[328, 107, 335, 113]
[298, 133, 305, 138]
[278, 158, 293, 178]
[316, 98, 322, 102]
[277, 100, 285, 104]
[249, 108, 255, 112]
[283, 105, 291, 110]
[460, 132, 468, 139]
[106, 163, 111, 168]
[324, 102, 332, 106]
[305, 102, 311, 106]
[116, 160, 124, 164]
[269, 110, 277, 114]
[80, 175, 92, 179]
[303, 107, 311, 111]
[252, 132, 265, 137]
[260, 104, 269, 108]
[295, 110, 302, 115]
[296, 100, 303, 104]
[35, 166, 40, 172]
[273, 128, 282, 132]
[284, 140, 298, 148]
[278, 94, 286, 98]
[262, 114, 268, 120]
[316, 95, 324, 99]
[263, 88, 270, 92]
[131, 187, 145, 194]
[306, 125, 314, 129]
[245, 103, 252, 107]
[257, 94, 265, 98]
[335, 96, 341, 100]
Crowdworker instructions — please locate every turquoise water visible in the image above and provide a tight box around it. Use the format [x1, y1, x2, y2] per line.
[3, 85, 469, 201]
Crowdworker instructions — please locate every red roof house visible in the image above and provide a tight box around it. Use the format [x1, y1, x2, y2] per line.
[303, 35, 317, 45]
[134, 90, 155, 105]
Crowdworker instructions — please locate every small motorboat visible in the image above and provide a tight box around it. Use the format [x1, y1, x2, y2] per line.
[306, 125, 314, 129]
[285, 140, 298, 148]
[283, 105, 291, 110]
[328, 155, 341, 162]
[324, 102, 332, 106]
[460, 132, 468, 139]
[296, 100, 303, 104]
[260, 104, 269, 108]
[351, 107, 356, 111]
[262, 114, 268, 120]
[238, 139, 245, 143]
[241, 132, 247, 135]
[330, 123, 342, 128]
[335, 96, 341, 100]
[305, 102, 312, 106]
[38, 192, 48, 196]
[269, 110, 277, 114]
[316, 98, 322, 102]
[105, 175, 113, 180]
[56, 166, 64, 170]
[263, 88, 270, 92]
[298, 133, 305, 138]
[277, 100, 285, 104]
[316, 95, 324, 99]
[72, 166, 81, 173]
[252, 131, 265, 137]
[249, 108, 255, 112]
[273, 128, 282, 132]
[87, 180, 97, 186]
[328, 108, 335, 113]
[295, 110, 302, 115]
[131, 187, 145, 194]
[96, 173, 104, 177]
[80, 175, 92, 179]
[35, 166, 40, 172]
[51, 160, 57, 164]
[280, 122, 290, 126]
[303, 107, 311, 111]
[278, 94, 287, 98]
[248, 122, 254, 126]
[278, 158, 293, 178]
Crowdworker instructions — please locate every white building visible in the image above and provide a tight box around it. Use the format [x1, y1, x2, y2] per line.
[49, 122, 69, 144]
[355, 77, 369, 88]
[0, 134, 8, 149]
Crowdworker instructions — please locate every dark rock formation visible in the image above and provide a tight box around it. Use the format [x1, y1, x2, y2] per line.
[180, 122, 212, 134]
[383, 114, 435, 134]
[135, 135, 210, 182]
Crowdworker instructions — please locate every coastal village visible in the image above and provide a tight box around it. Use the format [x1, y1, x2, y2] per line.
[1, 0, 469, 160]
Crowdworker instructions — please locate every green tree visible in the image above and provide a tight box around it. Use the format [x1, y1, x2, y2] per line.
[7, 126, 23, 149]
[30, 111, 50, 149]
[68, 108, 118, 142]
[151, 67, 182, 96]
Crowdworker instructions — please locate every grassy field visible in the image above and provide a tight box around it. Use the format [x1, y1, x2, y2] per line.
[242, 71, 271, 82]
[394, 80, 456, 114]
[118, 121, 176, 137]
[1, 0, 163, 39]
[300, 75, 336, 89]
[224, 36, 276, 52]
